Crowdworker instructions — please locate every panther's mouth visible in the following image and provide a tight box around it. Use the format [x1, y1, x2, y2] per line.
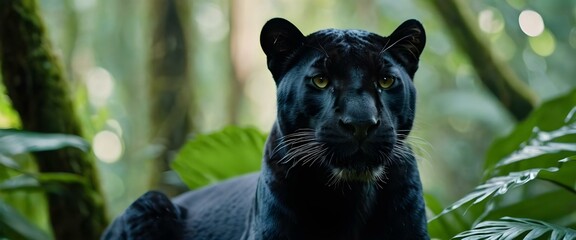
[328, 165, 385, 184]
[323, 145, 390, 184]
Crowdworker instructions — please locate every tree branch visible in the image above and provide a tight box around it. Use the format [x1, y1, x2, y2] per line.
[428, 0, 538, 121]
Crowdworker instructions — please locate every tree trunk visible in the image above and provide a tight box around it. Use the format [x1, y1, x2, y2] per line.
[427, 0, 538, 121]
[148, 0, 193, 196]
[227, 0, 244, 125]
[0, 1, 108, 239]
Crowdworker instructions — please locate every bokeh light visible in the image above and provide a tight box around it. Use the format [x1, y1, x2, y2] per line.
[195, 2, 228, 42]
[93, 130, 123, 163]
[478, 8, 504, 33]
[518, 10, 545, 37]
[529, 29, 556, 56]
[84, 67, 114, 107]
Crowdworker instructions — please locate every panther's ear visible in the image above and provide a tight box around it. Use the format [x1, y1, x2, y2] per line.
[386, 19, 426, 78]
[260, 18, 305, 81]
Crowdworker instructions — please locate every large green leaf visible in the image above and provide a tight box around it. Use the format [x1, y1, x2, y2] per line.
[484, 189, 576, 225]
[453, 217, 576, 240]
[171, 126, 266, 189]
[430, 158, 576, 235]
[426, 193, 471, 239]
[484, 90, 576, 179]
[429, 89, 576, 238]
[0, 199, 51, 240]
[431, 166, 550, 221]
[436, 169, 540, 216]
[0, 173, 87, 193]
[0, 154, 20, 170]
[0, 129, 89, 156]
[538, 157, 576, 193]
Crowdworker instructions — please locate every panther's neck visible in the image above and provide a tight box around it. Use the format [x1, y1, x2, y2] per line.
[244, 124, 428, 239]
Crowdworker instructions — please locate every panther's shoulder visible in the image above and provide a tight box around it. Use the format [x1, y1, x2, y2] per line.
[101, 173, 259, 240]
[101, 191, 186, 240]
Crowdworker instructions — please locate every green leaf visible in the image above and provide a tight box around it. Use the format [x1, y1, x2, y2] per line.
[0, 129, 89, 156]
[0, 199, 52, 240]
[0, 154, 20, 170]
[430, 92, 576, 238]
[432, 158, 576, 224]
[485, 90, 576, 179]
[489, 125, 576, 180]
[453, 217, 576, 240]
[537, 157, 576, 193]
[433, 168, 546, 221]
[496, 130, 576, 168]
[0, 174, 40, 192]
[484, 189, 576, 224]
[171, 126, 266, 189]
[36, 172, 87, 185]
[426, 193, 471, 239]
[0, 173, 87, 193]
[0, 84, 20, 128]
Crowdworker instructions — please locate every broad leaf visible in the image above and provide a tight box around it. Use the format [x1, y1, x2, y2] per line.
[538, 157, 576, 193]
[0, 173, 87, 192]
[0, 129, 89, 156]
[484, 189, 576, 224]
[485, 90, 576, 178]
[0, 174, 39, 192]
[488, 123, 576, 180]
[431, 158, 575, 224]
[453, 217, 576, 240]
[426, 193, 471, 239]
[496, 127, 576, 168]
[0, 199, 52, 240]
[172, 126, 266, 189]
[432, 168, 544, 221]
[0, 154, 20, 169]
[430, 90, 576, 239]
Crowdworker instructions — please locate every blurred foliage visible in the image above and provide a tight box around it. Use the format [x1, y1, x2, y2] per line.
[0, 84, 19, 129]
[0, 130, 90, 240]
[0, 0, 574, 238]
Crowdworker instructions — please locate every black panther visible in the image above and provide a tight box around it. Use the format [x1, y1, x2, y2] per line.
[102, 17, 428, 240]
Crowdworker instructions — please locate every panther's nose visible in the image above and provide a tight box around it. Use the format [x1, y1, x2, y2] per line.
[339, 118, 380, 141]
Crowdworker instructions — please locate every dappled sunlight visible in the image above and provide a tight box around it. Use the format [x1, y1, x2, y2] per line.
[519, 10, 545, 37]
[244, 69, 277, 131]
[84, 67, 114, 108]
[195, 2, 228, 42]
[73, 0, 95, 11]
[478, 8, 504, 34]
[529, 29, 556, 57]
[93, 130, 123, 163]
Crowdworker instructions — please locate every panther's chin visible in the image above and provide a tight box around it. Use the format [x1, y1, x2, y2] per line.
[329, 165, 385, 183]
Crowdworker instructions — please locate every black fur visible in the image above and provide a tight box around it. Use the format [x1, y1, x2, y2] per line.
[103, 18, 428, 240]
[101, 191, 187, 240]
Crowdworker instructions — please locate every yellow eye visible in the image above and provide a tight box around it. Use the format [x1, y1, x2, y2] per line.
[378, 76, 395, 89]
[311, 76, 329, 89]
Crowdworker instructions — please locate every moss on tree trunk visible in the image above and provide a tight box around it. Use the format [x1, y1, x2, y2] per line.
[148, 0, 193, 195]
[0, 0, 108, 239]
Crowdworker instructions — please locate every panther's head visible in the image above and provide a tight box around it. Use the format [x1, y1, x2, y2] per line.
[260, 18, 425, 184]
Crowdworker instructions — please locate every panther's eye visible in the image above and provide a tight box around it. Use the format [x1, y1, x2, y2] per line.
[311, 75, 329, 89]
[378, 76, 396, 89]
